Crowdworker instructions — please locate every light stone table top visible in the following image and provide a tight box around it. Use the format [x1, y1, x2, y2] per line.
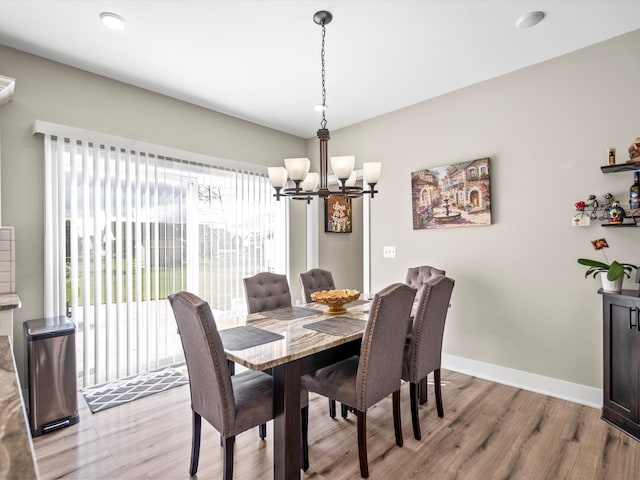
[0, 293, 20, 310]
[0, 336, 39, 479]
[219, 299, 371, 371]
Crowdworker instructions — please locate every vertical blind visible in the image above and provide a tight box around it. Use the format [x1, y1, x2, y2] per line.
[40, 124, 287, 387]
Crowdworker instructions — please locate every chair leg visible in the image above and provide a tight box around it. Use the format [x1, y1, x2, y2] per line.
[259, 423, 267, 439]
[419, 376, 428, 405]
[409, 382, 421, 441]
[392, 390, 403, 447]
[301, 405, 309, 471]
[434, 368, 444, 418]
[356, 410, 369, 478]
[223, 436, 235, 480]
[189, 412, 202, 476]
[226, 359, 235, 376]
[341, 403, 349, 418]
[329, 398, 336, 418]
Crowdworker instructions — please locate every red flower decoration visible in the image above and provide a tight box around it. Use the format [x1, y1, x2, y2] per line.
[575, 201, 586, 210]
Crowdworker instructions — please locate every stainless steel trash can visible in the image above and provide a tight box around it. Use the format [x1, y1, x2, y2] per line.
[24, 316, 79, 437]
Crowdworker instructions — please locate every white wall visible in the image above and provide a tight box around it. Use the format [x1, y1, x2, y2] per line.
[323, 29, 640, 401]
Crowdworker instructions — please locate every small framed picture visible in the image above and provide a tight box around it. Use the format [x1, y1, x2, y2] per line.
[591, 238, 609, 250]
[325, 195, 352, 233]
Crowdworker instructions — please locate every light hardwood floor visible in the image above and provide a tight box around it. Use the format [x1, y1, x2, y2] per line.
[33, 369, 640, 479]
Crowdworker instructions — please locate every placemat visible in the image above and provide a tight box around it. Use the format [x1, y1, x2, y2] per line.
[219, 325, 284, 350]
[266, 306, 319, 321]
[345, 298, 369, 307]
[303, 317, 366, 336]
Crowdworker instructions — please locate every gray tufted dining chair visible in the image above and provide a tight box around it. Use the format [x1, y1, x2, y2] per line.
[302, 283, 417, 478]
[299, 268, 336, 303]
[405, 265, 446, 289]
[402, 276, 455, 440]
[168, 291, 309, 479]
[243, 272, 292, 314]
[298, 268, 348, 418]
[242, 271, 293, 438]
[404, 265, 446, 402]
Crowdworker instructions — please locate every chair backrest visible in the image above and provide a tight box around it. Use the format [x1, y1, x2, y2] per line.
[356, 283, 417, 410]
[168, 292, 235, 437]
[405, 265, 445, 290]
[404, 276, 455, 383]
[299, 268, 336, 303]
[243, 272, 292, 313]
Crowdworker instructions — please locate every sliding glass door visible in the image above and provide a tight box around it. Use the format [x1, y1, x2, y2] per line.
[42, 131, 286, 387]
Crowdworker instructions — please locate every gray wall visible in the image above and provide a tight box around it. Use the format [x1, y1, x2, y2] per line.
[0, 44, 307, 381]
[324, 28, 640, 390]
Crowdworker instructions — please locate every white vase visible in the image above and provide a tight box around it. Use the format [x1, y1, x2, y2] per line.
[600, 272, 624, 293]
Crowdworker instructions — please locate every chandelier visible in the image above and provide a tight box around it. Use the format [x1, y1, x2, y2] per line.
[268, 10, 381, 202]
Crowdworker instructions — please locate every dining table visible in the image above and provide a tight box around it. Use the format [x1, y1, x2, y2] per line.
[218, 297, 372, 480]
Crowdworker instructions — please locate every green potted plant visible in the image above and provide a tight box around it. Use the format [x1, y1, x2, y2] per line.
[577, 238, 638, 292]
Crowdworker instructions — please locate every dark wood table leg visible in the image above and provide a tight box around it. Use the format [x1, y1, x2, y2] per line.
[418, 376, 428, 405]
[273, 360, 301, 480]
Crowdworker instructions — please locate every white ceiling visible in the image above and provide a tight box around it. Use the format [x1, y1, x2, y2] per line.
[1, 1, 640, 138]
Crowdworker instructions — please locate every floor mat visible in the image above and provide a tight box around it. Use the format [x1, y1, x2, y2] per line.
[81, 367, 188, 413]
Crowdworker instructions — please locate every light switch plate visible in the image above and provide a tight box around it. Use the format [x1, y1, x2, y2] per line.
[383, 246, 396, 258]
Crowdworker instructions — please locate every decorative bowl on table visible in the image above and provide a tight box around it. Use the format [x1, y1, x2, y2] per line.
[311, 289, 361, 316]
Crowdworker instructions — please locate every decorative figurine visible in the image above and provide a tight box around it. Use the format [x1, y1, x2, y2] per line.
[608, 200, 626, 224]
[628, 137, 640, 163]
[586, 194, 599, 219]
[608, 148, 616, 165]
[602, 192, 614, 208]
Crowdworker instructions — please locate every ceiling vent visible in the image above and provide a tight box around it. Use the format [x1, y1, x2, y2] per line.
[0, 75, 16, 106]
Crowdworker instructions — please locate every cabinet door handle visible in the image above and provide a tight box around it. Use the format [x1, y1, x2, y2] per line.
[630, 307, 638, 330]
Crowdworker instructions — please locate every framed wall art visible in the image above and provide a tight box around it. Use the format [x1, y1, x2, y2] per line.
[325, 195, 352, 233]
[411, 157, 492, 230]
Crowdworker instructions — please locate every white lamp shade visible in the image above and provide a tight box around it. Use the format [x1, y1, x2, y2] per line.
[345, 170, 358, 187]
[330, 155, 355, 180]
[268, 167, 288, 188]
[363, 162, 382, 185]
[301, 172, 319, 192]
[284, 157, 311, 181]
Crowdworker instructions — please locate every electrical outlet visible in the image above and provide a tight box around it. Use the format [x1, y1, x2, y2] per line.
[383, 246, 396, 258]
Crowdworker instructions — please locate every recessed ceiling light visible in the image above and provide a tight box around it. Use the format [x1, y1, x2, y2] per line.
[515, 11, 545, 29]
[100, 12, 126, 31]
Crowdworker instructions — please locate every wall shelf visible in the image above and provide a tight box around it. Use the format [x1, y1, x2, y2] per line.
[602, 222, 640, 227]
[601, 163, 640, 174]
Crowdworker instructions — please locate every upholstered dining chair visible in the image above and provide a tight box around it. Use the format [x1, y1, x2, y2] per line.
[299, 268, 336, 303]
[298, 268, 348, 419]
[404, 265, 446, 403]
[302, 283, 417, 478]
[169, 291, 309, 479]
[242, 271, 293, 438]
[402, 276, 455, 440]
[405, 265, 446, 289]
[243, 272, 292, 314]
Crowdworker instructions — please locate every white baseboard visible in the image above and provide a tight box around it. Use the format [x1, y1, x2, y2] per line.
[442, 354, 602, 409]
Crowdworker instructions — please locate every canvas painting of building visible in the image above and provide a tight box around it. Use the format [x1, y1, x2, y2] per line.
[411, 157, 491, 229]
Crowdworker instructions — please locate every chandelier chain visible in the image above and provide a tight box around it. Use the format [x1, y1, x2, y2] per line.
[320, 21, 327, 130]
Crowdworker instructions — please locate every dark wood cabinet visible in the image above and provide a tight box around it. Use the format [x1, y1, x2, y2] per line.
[601, 289, 640, 440]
